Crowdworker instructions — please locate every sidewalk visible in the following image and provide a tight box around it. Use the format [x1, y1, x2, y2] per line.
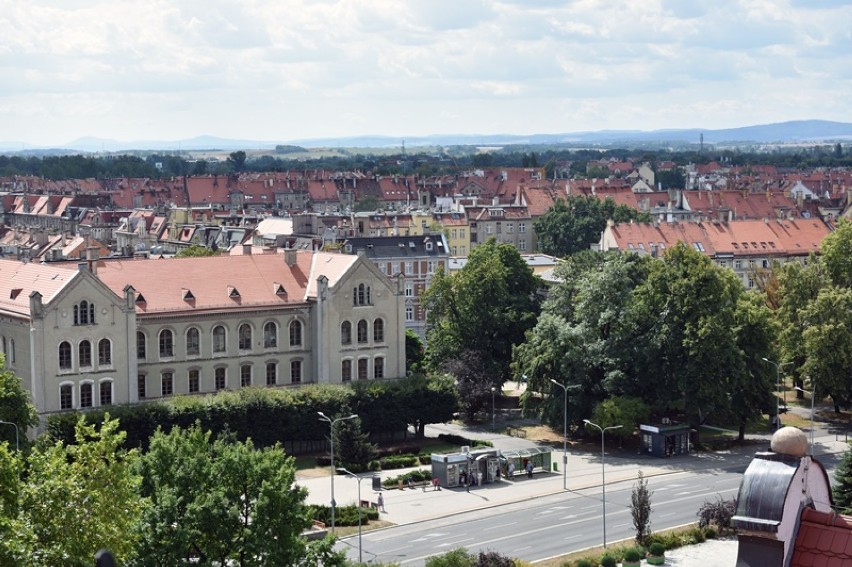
[297, 416, 851, 528]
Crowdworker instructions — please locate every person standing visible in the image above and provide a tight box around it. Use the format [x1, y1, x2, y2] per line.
[377, 492, 385, 512]
[526, 461, 534, 478]
[508, 461, 516, 478]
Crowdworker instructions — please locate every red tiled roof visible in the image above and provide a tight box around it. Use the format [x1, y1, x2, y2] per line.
[0, 259, 79, 318]
[791, 508, 852, 567]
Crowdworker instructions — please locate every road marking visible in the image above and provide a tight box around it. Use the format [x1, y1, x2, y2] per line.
[559, 514, 578, 520]
[483, 521, 518, 531]
[437, 537, 474, 548]
[613, 522, 631, 528]
[410, 532, 449, 542]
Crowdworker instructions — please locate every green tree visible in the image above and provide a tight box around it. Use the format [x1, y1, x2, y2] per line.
[820, 219, 852, 288]
[833, 448, 852, 513]
[591, 397, 650, 441]
[405, 329, 425, 372]
[354, 196, 379, 212]
[800, 287, 852, 411]
[533, 196, 649, 257]
[630, 471, 653, 546]
[227, 150, 247, 172]
[134, 423, 323, 566]
[0, 354, 38, 450]
[175, 244, 218, 258]
[399, 374, 458, 438]
[0, 416, 146, 566]
[423, 239, 541, 415]
[333, 416, 377, 472]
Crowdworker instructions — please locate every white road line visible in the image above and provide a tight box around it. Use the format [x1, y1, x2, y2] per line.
[483, 521, 519, 531]
[437, 537, 474, 548]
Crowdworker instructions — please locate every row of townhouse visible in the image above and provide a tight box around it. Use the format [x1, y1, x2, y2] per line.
[0, 248, 405, 419]
[599, 218, 831, 287]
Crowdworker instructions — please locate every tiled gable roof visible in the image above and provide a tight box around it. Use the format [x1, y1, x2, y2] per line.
[791, 508, 852, 567]
[0, 259, 78, 318]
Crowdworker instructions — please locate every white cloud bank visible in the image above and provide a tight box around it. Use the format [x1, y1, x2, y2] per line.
[0, 0, 850, 145]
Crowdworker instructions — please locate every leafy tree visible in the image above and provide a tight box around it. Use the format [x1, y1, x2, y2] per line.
[656, 168, 686, 190]
[398, 374, 458, 438]
[354, 196, 379, 212]
[591, 397, 650, 441]
[192, 160, 209, 175]
[134, 423, 323, 566]
[833, 448, 852, 513]
[800, 287, 852, 411]
[424, 239, 541, 415]
[533, 196, 650, 258]
[405, 329, 425, 372]
[175, 244, 218, 258]
[0, 354, 39, 450]
[334, 416, 377, 472]
[227, 150, 247, 172]
[0, 416, 146, 566]
[630, 471, 653, 546]
[820, 219, 852, 288]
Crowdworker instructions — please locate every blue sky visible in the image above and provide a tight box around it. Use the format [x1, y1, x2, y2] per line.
[1, 0, 850, 146]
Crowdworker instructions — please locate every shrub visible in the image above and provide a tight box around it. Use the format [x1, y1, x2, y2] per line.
[574, 561, 593, 567]
[475, 550, 514, 566]
[624, 547, 643, 562]
[382, 469, 432, 487]
[425, 548, 476, 567]
[697, 496, 737, 529]
[648, 542, 665, 556]
[705, 527, 718, 539]
[600, 554, 616, 567]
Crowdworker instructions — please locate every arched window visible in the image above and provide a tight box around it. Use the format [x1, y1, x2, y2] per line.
[79, 340, 92, 368]
[353, 283, 372, 306]
[80, 382, 93, 408]
[289, 320, 302, 347]
[291, 360, 302, 384]
[357, 358, 368, 380]
[240, 364, 252, 387]
[341, 321, 352, 345]
[374, 357, 384, 379]
[373, 319, 384, 342]
[98, 338, 111, 366]
[357, 319, 368, 343]
[59, 341, 72, 370]
[213, 325, 226, 353]
[186, 328, 200, 356]
[159, 329, 174, 358]
[60, 383, 73, 410]
[74, 300, 96, 325]
[99, 380, 113, 406]
[239, 324, 252, 350]
[342, 359, 352, 382]
[263, 322, 277, 348]
[266, 362, 277, 386]
[136, 331, 147, 360]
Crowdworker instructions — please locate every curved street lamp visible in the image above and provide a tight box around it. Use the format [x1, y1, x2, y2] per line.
[550, 379, 581, 490]
[318, 411, 358, 533]
[337, 468, 365, 564]
[583, 419, 623, 549]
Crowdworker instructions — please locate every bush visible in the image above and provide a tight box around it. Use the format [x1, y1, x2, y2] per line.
[379, 455, 419, 469]
[705, 527, 718, 539]
[382, 469, 432, 487]
[600, 554, 616, 567]
[308, 504, 379, 527]
[624, 547, 643, 562]
[574, 561, 593, 567]
[648, 542, 665, 556]
[437, 433, 493, 448]
[425, 548, 476, 567]
[697, 496, 737, 529]
[476, 550, 514, 566]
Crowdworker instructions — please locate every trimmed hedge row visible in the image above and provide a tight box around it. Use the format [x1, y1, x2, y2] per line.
[308, 504, 380, 527]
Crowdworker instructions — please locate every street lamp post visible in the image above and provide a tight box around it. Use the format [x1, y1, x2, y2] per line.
[795, 383, 816, 455]
[318, 411, 358, 533]
[337, 468, 364, 564]
[0, 420, 19, 452]
[550, 380, 581, 490]
[762, 357, 792, 429]
[491, 386, 496, 429]
[583, 419, 623, 549]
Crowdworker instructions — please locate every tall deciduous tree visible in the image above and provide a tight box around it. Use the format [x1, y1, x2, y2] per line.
[630, 471, 653, 546]
[0, 354, 39, 450]
[800, 287, 852, 411]
[0, 416, 146, 565]
[423, 239, 541, 415]
[822, 219, 852, 288]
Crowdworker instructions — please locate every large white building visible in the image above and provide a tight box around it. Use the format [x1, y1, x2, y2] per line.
[0, 248, 405, 419]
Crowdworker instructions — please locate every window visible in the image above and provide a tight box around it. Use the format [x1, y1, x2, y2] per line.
[213, 325, 226, 353]
[734, 260, 742, 270]
[80, 383, 93, 408]
[519, 240, 527, 251]
[460, 229, 466, 239]
[291, 360, 302, 384]
[342, 360, 352, 382]
[60, 384, 73, 410]
[99, 380, 112, 406]
[358, 359, 368, 380]
[519, 223, 526, 233]
[266, 362, 277, 386]
[215, 368, 226, 390]
[263, 322, 277, 348]
[79, 340, 92, 368]
[391, 262, 400, 275]
[137, 331, 146, 360]
[496, 222, 501, 234]
[289, 320, 302, 347]
[357, 319, 368, 343]
[8, 339, 13, 364]
[137, 375, 146, 399]
[189, 369, 200, 393]
[451, 229, 457, 239]
[59, 341, 72, 370]
[427, 261, 435, 274]
[353, 283, 372, 306]
[98, 338, 111, 366]
[485, 225, 492, 235]
[508, 223, 514, 233]
[406, 307, 414, 321]
[186, 328, 200, 356]
[161, 372, 173, 397]
[451, 246, 458, 255]
[238, 324, 252, 351]
[405, 282, 413, 297]
[373, 319, 384, 342]
[241, 364, 252, 387]
[73, 300, 95, 325]
[159, 329, 174, 358]
[341, 321, 352, 345]
[374, 357, 384, 379]
[405, 261, 413, 274]
[461, 246, 466, 256]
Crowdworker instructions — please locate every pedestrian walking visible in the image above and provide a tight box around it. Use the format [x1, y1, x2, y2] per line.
[377, 492, 385, 512]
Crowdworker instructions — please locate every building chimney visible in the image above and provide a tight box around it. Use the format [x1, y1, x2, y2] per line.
[86, 246, 99, 275]
[242, 244, 252, 256]
[284, 248, 297, 267]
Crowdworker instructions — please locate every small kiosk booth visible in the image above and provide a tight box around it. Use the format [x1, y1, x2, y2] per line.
[430, 447, 503, 488]
[640, 422, 691, 457]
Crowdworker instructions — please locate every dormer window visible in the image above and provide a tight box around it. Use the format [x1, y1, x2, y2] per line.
[228, 286, 240, 299]
[425, 240, 434, 252]
[182, 289, 195, 302]
[274, 283, 287, 296]
[135, 293, 147, 305]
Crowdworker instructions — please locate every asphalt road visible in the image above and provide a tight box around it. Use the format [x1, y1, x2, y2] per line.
[339, 467, 747, 565]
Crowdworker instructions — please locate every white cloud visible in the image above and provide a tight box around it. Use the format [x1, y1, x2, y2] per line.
[0, 0, 849, 145]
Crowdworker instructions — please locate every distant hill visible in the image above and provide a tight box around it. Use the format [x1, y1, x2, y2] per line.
[5, 120, 852, 154]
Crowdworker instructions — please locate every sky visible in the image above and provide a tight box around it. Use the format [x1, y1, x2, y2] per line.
[1, 0, 851, 147]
